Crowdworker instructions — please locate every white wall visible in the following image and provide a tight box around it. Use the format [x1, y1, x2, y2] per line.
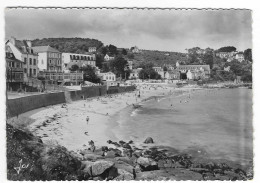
[7, 42, 22, 61]
[38, 52, 47, 71]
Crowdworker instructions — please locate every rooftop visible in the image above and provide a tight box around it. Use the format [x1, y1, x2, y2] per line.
[32, 45, 60, 53]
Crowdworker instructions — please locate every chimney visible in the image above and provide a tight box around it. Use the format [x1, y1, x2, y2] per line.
[10, 37, 16, 46]
[26, 40, 32, 47]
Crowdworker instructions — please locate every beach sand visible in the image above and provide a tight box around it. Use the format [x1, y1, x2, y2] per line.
[17, 84, 188, 152]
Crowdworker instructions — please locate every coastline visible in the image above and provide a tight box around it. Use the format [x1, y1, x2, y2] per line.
[11, 84, 181, 151]
[7, 84, 253, 180]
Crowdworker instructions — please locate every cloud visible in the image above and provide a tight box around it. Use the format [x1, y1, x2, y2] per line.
[5, 9, 252, 52]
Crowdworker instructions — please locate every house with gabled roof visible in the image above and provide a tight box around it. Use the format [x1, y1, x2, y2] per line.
[6, 37, 38, 80]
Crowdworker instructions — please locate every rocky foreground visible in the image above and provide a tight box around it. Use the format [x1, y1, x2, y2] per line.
[7, 123, 253, 181]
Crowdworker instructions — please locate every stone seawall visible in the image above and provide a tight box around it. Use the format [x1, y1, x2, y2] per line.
[7, 85, 136, 118]
[7, 92, 66, 118]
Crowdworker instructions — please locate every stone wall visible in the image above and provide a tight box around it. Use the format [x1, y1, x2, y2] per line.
[7, 85, 136, 118]
[7, 92, 66, 118]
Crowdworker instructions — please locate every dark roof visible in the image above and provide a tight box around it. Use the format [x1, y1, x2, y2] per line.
[32, 46, 60, 53]
[6, 56, 23, 63]
[8, 39, 37, 55]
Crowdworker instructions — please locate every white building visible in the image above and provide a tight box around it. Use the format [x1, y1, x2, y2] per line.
[129, 68, 142, 79]
[97, 72, 116, 82]
[152, 67, 164, 78]
[235, 52, 245, 62]
[126, 60, 133, 70]
[104, 54, 115, 61]
[130, 46, 140, 53]
[88, 47, 96, 53]
[6, 37, 38, 79]
[32, 46, 62, 72]
[62, 52, 96, 72]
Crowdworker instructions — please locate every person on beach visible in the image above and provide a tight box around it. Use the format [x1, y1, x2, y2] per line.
[86, 116, 89, 124]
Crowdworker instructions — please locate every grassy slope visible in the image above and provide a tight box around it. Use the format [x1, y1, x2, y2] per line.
[132, 50, 188, 67]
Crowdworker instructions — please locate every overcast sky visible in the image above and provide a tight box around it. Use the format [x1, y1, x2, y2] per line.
[5, 9, 252, 52]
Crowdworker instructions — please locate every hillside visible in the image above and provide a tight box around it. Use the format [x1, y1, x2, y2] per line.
[32, 38, 103, 54]
[132, 50, 188, 67]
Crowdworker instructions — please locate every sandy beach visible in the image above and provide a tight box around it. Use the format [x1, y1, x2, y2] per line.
[15, 84, 188, 152]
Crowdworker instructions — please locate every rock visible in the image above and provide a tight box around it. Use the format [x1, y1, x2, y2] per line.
[83, 154, 103, 161]
[166, 168, 204, 181]
[81, 161, 94, 176]
[114, 169, 134, 180]
[115, 157, 135, 166]
[135, 170, 174, 180]
[133, 151, 142, 158]
[105, 151, 117, 158]
[107, 140, 112, 144]
[128, 140, 133, 144]
[123, 148, 133, 157]
[114, 160, 134, 173]
[122, 143, 132, 149]
[119, 140, 126, 146]
[136, 157, 158, 171]
[101, 146, 108, 152]
[144, 137, 154, 144]
[106, 166, 118, 180]
[90, 160, 115, 177]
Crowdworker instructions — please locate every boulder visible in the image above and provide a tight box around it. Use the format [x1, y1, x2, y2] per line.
[114, 160, 134, 173]
[115, 157, 135, 166]
[90, 160, 115, 177]
[114, 169, 134, 180]
[106, 166, 119, 180]
[122, 143, 132, 149]
[136, 157, 158, 171]
[101, 146, 108, 152]
[81, 161, 94, 176]
[144, 137, 154, 144]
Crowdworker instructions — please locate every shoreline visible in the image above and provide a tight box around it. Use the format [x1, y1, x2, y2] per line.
[7, 85, 253, 180]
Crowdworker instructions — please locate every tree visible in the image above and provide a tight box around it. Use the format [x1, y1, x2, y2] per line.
[69, 64, 79, 72]
[163, 66, 168, 71]
[101, 47, 108, 55]
[217, 46, 237, 52]
[139, 68, 161, 80]
[79, 65, 101, 83]
[244, 49, 252, 62]
[202, 48, 214, 69]
[108, 44, 118, 55]
[95, 54, 104, 69]
[122, 49, 127, 55]
[109, 56, 128, 78]
[127, 53, 135, 59]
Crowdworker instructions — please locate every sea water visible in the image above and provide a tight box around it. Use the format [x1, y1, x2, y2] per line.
[109, 88, 253, 166]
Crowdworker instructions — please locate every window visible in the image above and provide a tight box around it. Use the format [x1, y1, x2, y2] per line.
[42, 59, 44, 64]
[24, 58, 27, 64]
[24, 68, 27, 73]
[29, 58, 32, 65]
[33, 59, 36, 65]
[33, 69, 36, 75]
[11, 62, 14, 67]
[9, 62, 11, 67]
[49, 59, 52, 64]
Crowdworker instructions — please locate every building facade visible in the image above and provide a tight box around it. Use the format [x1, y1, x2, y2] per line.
[97, 72, 116, 82]
[32, 46, 62, 72]
[104, 54, 115, 61]
[235, 52, 245, 62]
[62, 53, 96, 72]
[129, 68, 142, 79]
[177, 65, 211, 80]
[6, 37, 38, 80]
[6, 53, 24, 90]
[88, 47, 96, 53]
